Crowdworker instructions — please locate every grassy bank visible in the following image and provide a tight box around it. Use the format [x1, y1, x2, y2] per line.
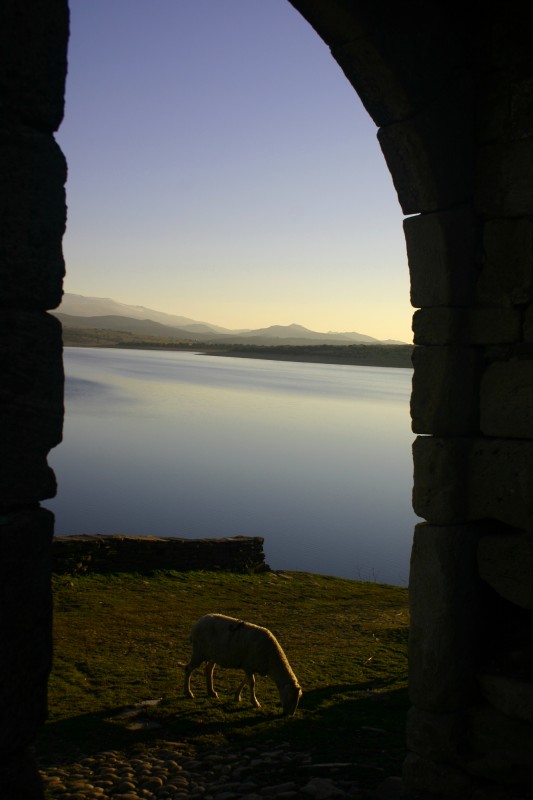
[39, 569, 409, 794]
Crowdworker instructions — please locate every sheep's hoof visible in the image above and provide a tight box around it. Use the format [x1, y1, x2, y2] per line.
[208, 690, 219, 700]
[184, 691, 194, 699]
[252, 700, 261, 709]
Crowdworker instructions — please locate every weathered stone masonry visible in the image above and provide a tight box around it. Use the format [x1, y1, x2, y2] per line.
[292, 3, 533, 797]
[1, 1, 68, 798]
[52, 535, 268, 576]
[3, 1, 533, 798]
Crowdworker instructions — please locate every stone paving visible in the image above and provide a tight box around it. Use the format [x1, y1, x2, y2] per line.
[40, 739, 379, 799]
[39, 700, 401, 799]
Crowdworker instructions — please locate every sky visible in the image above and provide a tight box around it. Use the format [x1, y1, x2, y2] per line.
[57, 0, 413, 342]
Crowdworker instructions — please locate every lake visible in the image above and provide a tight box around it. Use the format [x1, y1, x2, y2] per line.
[43, 347, 418, 585]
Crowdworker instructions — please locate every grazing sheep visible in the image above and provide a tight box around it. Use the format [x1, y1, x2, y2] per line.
[183, 613, 302, 715]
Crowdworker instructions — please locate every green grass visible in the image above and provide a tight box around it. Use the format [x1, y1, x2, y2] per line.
[38, 569, 409, 794]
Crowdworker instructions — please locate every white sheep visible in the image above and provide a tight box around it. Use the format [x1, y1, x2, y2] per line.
[183, 613, 302, 715]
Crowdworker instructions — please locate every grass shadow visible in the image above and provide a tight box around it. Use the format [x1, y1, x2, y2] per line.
[39, 681, 408, 764]
[37, 708, 142, 764]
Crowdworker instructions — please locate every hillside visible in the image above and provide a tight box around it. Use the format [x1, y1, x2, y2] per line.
[59, 325, 414, 368]
[53, 293, 408, 346]
[55, 312, 197, 340]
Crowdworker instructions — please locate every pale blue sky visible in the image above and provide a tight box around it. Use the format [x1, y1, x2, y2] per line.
[58, 0, 412, 341]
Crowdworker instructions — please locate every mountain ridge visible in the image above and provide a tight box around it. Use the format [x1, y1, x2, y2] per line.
[53, 293, 407, 346]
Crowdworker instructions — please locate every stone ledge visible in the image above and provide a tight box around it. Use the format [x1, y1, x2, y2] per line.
[413, 307, 521, 346]
[52, 534, 269, 576]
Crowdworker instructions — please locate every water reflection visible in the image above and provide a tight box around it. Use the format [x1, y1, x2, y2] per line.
[45, 348, 417, 585]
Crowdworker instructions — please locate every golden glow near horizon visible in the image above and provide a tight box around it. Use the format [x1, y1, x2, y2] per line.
[63, 282, 412, 342]
[59, 0, 413, 344]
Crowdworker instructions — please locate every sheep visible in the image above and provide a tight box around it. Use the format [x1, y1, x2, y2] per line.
[183, 613, 302, 716]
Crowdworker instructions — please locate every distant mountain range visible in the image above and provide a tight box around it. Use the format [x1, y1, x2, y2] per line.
[52, 294, 406, 346]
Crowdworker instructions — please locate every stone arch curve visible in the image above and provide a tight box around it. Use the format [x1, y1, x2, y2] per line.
[2, 1, 533, 797]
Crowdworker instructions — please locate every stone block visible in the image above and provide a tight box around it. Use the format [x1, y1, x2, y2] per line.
[404, 206, 478, 308]
[476, 75, 511, 145]
[465, 704, 533, 785]
[467, 440, 533, 529]
[378, 83, 474, 215]
[411, 346, 482, 436]
[0, 750, 46, 800]
[478, 674, 533, 723]
[523, 304, 533, 341]
[0, 311, 64, 416]
[510, 76, 533, 141]
[413, 307, 521, 345]
[0, 448, 57, 508]
[288, 1, 367, 48]
[333, 38, 412, 126]
[0, 508, 53, 754]
[291, 4, 472, 128]
[412, 437, 472, 524]
[402, 752, 473, 799]
[413, 437, 533, 529]
[477, 218, 533, 307]
[480, 360, 533, 439]
[0, 310, 63, 506]
[478, 528, 533, 609]
[0, 0, 69, 132]
[408, 523, 483, 712]
[477, 73, 533, 146]
[476, 140, 533, 218]
[0, 129, 66, 309]
[407, 706, 467, 763]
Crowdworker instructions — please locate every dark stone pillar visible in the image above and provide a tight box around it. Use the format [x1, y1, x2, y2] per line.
[290, 2, 533, 796]
[0, 1, 68, 796]
[0, 511, 54, 798]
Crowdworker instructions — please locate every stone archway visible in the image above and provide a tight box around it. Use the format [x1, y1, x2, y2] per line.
[2, 1, 533, 797]
[293, 3, 533, 796]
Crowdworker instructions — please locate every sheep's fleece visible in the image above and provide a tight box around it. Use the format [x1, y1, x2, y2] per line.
[184, 613, 302, 715]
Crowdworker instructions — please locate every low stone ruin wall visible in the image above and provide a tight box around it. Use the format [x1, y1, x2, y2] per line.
[52, 535, 269, 575]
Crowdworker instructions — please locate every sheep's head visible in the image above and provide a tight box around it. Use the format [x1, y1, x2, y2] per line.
[281, 682, 302, 716]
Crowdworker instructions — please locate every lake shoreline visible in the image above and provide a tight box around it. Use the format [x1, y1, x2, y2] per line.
[202, 349, 413, 368]
[62, 336, 414, 369]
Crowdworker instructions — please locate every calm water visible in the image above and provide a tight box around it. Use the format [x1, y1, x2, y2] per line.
[43, 348, 418, 585]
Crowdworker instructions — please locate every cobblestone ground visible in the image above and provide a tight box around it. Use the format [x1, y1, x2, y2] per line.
[40, 739, 391, 799]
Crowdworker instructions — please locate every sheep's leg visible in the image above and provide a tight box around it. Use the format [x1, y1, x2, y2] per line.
[239, 672, 260, 708]
[234, 677, 247, 703]
[205, 661, 219, 699]
[184, 651, 204, 698]
[183, 662, 195, 698]
[248, 673, 261, 708]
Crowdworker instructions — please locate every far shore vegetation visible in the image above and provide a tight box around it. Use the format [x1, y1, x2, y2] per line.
[60, 326, 414, 368]
[39, 569, 409, 797]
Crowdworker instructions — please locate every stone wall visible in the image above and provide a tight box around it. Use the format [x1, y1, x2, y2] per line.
[291, 3, 533, 798]
[403, 8, 533, 795]
[52, 535, 269, 576]
[0, 1, 68, 797]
